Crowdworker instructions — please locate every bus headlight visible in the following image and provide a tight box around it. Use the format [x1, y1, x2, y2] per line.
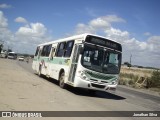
[78, 71, 89, 80]
[82, 75, 87, 80]
[111, 79, 118, 85]
[111, 81, 116, 85]
[81, 73, 87, 80]
[80, 72, 85, 76]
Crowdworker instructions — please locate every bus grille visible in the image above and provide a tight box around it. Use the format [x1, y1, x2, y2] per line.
[86, 71, 114, 80]
[90, 79, 108, 83]
[91, 83, 105, 89]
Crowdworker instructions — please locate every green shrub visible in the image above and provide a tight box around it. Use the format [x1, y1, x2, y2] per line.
[119, 79, 128, 85]
[128, 79, 135, 85]
[149, 70, 160, 88]
[120, 73, 138, 80]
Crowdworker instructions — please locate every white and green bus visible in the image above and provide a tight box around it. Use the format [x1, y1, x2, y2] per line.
[32, 34, 122, 92]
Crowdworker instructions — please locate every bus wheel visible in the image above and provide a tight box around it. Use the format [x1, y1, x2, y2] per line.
[59, 72, 66, 89]
[38, 65, 42, 77]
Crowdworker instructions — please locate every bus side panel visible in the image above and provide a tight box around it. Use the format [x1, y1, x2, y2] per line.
[32, 59, 36, 71]
[48, 58, 70, 82]
[48, 62, 59, 80]
[39, 57, 48, 76]
[32, 57, 39, 73]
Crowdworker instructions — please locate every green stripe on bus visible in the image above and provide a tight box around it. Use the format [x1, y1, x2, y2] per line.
[33, 57, 70, 66]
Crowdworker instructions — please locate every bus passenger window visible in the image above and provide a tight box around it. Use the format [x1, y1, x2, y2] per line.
[64, 40, 74, 57]
[41, 44, 52, 57]
[56, 42, 66, 57]
[46, 45, 52, 56]
[41, 46, 47, 56]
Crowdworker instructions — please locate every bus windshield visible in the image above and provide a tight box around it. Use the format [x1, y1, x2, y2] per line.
[81, 43, 121, 74]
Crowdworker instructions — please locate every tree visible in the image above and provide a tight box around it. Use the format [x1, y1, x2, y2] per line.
[124, 62, 129, 65]
[150, 70, 160, 88]
[124, 62, 131, 67]
[7, 49, 12, 52]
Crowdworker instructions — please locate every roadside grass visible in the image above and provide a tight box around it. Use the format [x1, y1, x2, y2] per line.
[119, 66, 160, 92]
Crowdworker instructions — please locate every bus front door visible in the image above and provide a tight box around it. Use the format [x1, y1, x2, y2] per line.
[68, 44, 82, 82]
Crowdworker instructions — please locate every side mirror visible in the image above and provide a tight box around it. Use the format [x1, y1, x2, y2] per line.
[118, 54, 121, 60]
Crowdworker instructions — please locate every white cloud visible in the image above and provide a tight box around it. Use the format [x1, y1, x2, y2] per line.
[0, 11, 51, 54]
[0, 11, 8, 27]
[75, 23, 95, 34]
[144, 32, 151, 36]
[106, 29, 160, 67]
[139, 42, 147, 50]
[105, 27, 129, 42]
[147, 36, 160, 52]
[13, 22, 51, 53]
[14, 22, 52, 54]
[89, 18, 111, 29]
[0, 11, 12, 44]
[15, 22, 51, 52]
[136, 36, 160, 67]
[75, 15, 125, 34]
[101, 15, 126, 23]
[0, 4, 11, 9]
[16, 23, 47, 37]
[89, 15, 125, 30]
[0, 11, 15, 52]
[14, 17, 28, 24]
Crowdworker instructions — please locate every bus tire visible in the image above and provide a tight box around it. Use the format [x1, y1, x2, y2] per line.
[59, 72, 66, 89]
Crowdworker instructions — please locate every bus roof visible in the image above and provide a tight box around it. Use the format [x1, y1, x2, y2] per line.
[38, 33, 121, 46]
[8, 52, 16, 54]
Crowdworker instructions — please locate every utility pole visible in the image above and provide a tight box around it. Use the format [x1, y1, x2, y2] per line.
[129, 54, 132, 68]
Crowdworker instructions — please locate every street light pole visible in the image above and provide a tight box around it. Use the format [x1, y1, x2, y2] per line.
[130, 54, 132, 67]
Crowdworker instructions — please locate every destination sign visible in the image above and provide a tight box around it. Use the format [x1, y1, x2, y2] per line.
[85, 35, 122, 51]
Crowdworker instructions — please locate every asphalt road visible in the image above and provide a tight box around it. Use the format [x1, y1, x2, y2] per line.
[0, 59, 159, 120]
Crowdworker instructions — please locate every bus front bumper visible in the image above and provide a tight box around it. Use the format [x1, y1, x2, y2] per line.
[73, 76, 117, 92]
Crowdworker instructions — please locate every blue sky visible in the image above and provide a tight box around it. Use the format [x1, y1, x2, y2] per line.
[2, 0, 160, 38]
[0, 0, 160, 67]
